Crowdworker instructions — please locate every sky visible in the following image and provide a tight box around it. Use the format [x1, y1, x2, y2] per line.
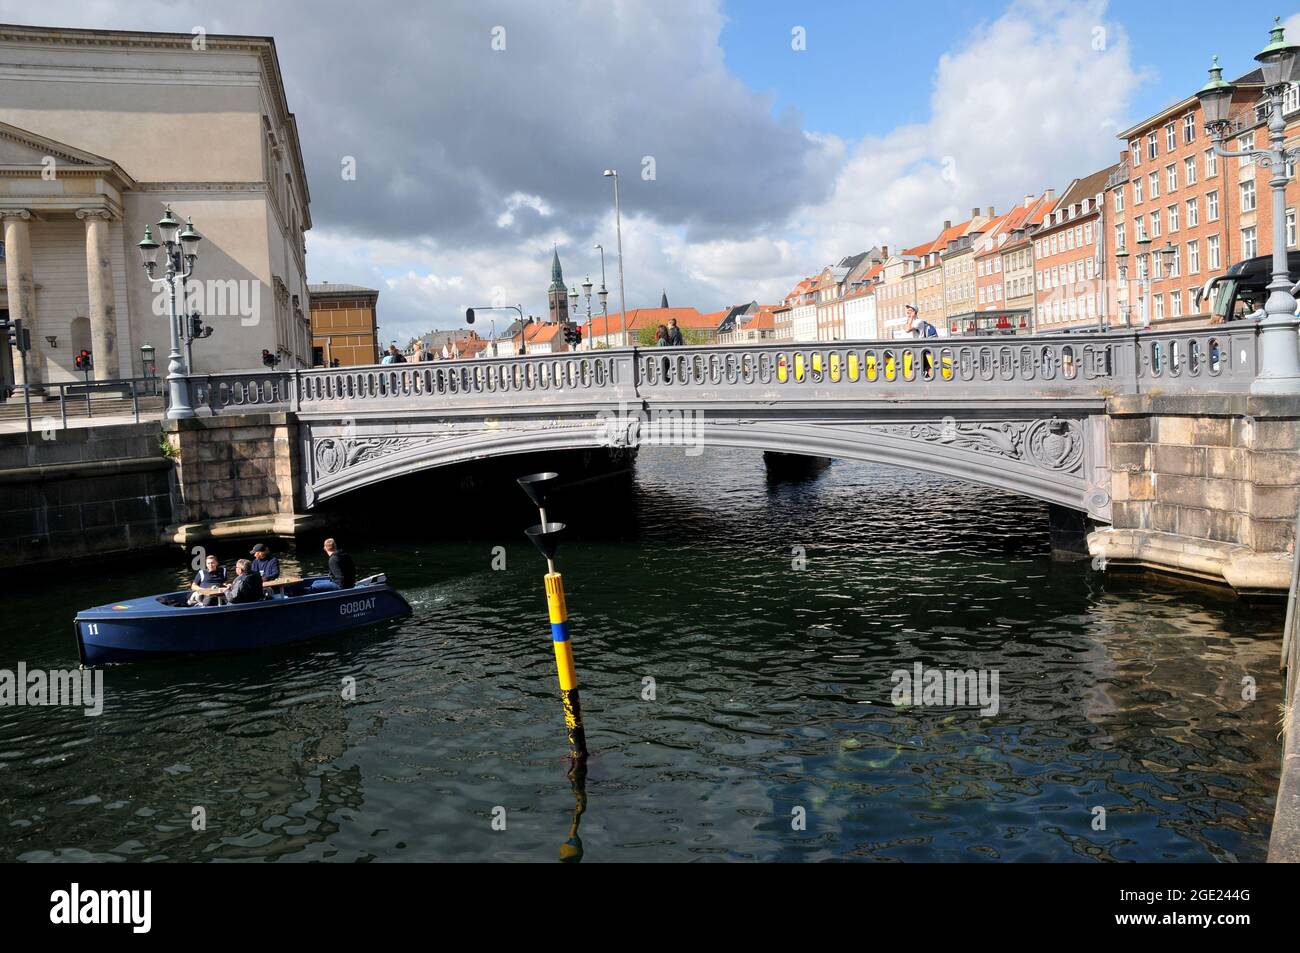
[0, 0, 1296, 343]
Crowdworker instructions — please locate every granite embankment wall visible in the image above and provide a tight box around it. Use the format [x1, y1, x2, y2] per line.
[0, 422, 173, 570]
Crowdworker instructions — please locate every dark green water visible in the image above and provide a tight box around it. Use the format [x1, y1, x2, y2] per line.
[0, 447, 1285, 862]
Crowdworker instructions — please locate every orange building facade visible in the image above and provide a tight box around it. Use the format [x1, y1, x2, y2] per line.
[309, 283, 380, 367]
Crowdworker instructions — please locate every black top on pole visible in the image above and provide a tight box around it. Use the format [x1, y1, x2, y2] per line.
[517, 471, 559, 509]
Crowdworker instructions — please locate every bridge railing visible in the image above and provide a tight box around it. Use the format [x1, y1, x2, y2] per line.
[184, 323, 1263, 415]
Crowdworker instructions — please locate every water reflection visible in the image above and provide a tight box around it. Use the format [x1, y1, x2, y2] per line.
[0, 446, 1284, 862]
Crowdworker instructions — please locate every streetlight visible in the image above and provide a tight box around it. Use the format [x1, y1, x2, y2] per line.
[1196, 20, 1300, 394]
[138, 205, 201, 419]
[602, 170, 628, 347]
[593, 243, 609, 347]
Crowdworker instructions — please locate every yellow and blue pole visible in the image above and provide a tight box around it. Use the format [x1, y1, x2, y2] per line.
[544, 566, 588, 761]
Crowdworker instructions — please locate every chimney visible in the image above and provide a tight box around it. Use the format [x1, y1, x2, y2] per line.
[986, 206, 995, 217]
[1024, 194, 1033, 207]
[1045, 189, 1055, 202]
[881, 245, 889, 257]
[971, 207, 980, 218]
[944, 220, 952, 230]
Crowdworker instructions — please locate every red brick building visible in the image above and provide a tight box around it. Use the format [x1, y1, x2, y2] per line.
[1033, 164, 1117, 330]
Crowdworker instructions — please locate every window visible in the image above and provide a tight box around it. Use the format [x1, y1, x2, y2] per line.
[1115, 189, 1125, 212]
[1050, 235, 1058, 255]
[1168, 204, 1179, 232]
[1171, 290, 1183, 317]
[1165, 123, 1176, 152]
[1169, 246, 1180, 277]
[1136, 217, 1148, 241]
[1243, 226, 1258, 258]
[1186, 197, 1199, 227]
[1208, 234, 1221, 269]
[1134, 177, 1143, 203]
[1148, 171, 1159, 200]
[1166, 164, 1177, 192]
[1084, 222, 1093, 244]
[1238, 132, 1255, 167]
[1115, 224, 1126, 251]
[1286, 83, 1300, 114]
[1149, 211, 1161, 238]
[1207, 190, 1219, 221]
[1183, 114, 1196, 143]
[1205, 149, 1217, 176]
[1184, 156, 1196, 186]
[1188, 240, 1200, 273]
[1241, 179, 1256, 212]
[1289, 208, 1297, 247]
[1066, 229, 1074, 250]
[1147, 131, 1158, 159]
[1152, 252, 1163, 279]
[1131, 141, 1141, 167]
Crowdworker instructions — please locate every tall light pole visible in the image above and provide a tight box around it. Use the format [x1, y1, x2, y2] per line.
[1196, 21, 1300, 394]
[603, 170, 627, 347]
[138, 205, 201, 419]
[593, 243, 609, 348]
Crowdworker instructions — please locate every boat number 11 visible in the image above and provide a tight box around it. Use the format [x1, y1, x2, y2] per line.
[86, 624, 100, 635]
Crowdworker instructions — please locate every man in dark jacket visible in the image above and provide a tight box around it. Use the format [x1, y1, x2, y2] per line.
[249, 543, 280, 581]
[310, 538, 356, 591]
[665, 318, 684, 346]
[225, 559, 264, 604]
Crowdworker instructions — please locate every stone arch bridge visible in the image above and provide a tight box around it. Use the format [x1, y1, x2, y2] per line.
[166, 323, 1297, 593]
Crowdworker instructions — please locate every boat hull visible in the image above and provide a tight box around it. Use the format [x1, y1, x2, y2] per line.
[74, 579, 412, 665]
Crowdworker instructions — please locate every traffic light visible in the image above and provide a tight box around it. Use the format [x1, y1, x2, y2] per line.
[563, 324, 582, 346]
[190, 313, 212, 339]
[465, 308, 475, 325]
[74, 349, 93, 371]
[261, 349, 281, 368]
[3, 319, 30, 352]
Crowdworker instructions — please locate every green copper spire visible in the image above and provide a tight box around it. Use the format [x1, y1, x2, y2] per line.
[549, 246, 565, 293]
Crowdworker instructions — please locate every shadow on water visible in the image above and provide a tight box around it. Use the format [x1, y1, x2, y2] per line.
[0, 445, 1286, 862]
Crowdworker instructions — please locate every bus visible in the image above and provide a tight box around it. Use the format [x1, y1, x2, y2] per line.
[1194, 251, 1300, 322]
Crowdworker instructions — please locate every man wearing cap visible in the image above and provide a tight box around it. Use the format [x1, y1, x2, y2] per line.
[249, 543, 280, 582]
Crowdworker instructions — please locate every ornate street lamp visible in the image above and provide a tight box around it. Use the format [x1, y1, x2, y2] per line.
[593, 243, 609, 347]
[138, 204, 200, 418]
[1196, 19, 1300, 394]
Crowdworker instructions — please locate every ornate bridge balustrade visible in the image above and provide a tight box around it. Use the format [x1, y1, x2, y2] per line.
[185, 324, 1261, 416]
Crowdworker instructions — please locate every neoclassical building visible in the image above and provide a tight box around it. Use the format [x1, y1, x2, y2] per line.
[0, 23, 312, 393]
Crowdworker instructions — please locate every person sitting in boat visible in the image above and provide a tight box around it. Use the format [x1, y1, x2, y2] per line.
[188, 553, 228, 606]
[310, 538, 356, 591]
[249, 542, 280, 581]
[225, 559, 265, 604]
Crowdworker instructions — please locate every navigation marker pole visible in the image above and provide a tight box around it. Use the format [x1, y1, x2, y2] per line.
[518, 472, 589, 763]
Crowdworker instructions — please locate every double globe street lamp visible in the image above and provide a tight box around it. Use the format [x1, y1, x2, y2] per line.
[1115, 236, 1177, 328]
[568, 273, 607, 349]
[1195, 18, 1300, 394]
[138, 205, 202, 419]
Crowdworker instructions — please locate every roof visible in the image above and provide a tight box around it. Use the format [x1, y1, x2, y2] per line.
[309, 282, 379, 296]
[585, 306, 711, 337]
[1039, 164, 1118, 230]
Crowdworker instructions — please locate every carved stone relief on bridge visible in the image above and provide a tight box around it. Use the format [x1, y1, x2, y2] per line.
[874, 417, 1085, 473]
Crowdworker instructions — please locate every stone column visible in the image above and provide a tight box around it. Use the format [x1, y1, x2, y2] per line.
[2, 209, 42, 394]
[77, 209, 118, 381]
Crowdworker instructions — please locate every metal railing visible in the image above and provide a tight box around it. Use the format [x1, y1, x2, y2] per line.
[184, 324, 1265, 416]
[1, 375, 164, 432]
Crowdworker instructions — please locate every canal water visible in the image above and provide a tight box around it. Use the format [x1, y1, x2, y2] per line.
[0, 447, 1284, 862]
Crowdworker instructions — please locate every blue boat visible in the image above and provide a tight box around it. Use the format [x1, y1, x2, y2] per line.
[74, 574, 412, 665]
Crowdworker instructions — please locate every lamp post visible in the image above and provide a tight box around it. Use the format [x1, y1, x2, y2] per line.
[602, 170, 628, 347]
[138, 206, 201, 419]
[1196, 20, 1300, 394]
[593, 243, 609, 348]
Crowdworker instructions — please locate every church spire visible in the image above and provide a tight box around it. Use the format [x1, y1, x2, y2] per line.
[660, 289, 669, 308]
[549, 245, 565, 293]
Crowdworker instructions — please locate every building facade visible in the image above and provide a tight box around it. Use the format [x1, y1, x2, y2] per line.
[308, 283, 379, 367]
[1032, 164, 1116, 330]
[0, 24, 312, 393]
